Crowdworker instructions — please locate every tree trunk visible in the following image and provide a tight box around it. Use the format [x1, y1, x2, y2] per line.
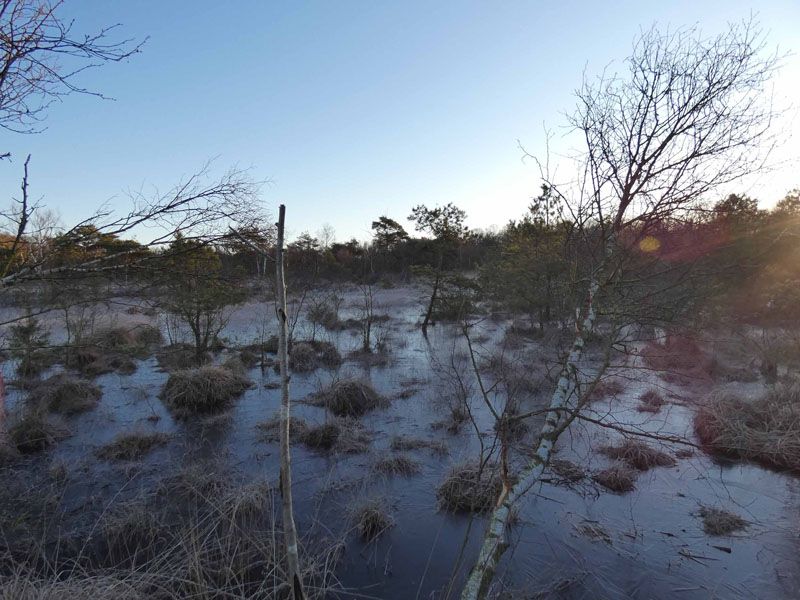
[275, 205, 306, 600]
[460, 279, 599, 600]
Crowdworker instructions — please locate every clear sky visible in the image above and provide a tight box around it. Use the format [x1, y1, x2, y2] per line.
[2, 0, 798, 243]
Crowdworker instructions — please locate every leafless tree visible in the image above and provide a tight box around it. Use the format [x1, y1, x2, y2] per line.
[462, 20, 780, 599]
[0, 0, 144, 139]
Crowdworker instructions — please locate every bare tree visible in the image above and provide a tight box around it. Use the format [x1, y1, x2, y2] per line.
[275, 205, 306, 600]
[461, 20, 780, 599]
[0, 0, 144, 138]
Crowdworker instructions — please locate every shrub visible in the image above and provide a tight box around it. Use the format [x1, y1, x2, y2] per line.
[36, 373, 101, 415]
[592, 464, 637, 493]
[97, 431, 170, 461]
[436, 462, 502, 513]
[160, 366, 250, 417]
[600, 439, 676, 471]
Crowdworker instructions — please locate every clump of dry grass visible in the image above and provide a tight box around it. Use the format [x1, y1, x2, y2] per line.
[600, 439, 676, 471]
[549, 459, 586, 482]
[160, 365, 250, 418]
[256, 416, 310, 443]
[258, 416, 370, 453]
[589, 378, 625, 400]
[390, 435, 448, 456]
[636, 389, 665, 413]
[698, 505, 749, 536]
[96, 431, 170, 461]
[592, 464, 637, 493]
[694, 384, 800, 471]
[353, 500, 394, 541]
[67, 325, 162, 377]
[9, 411, 69, 454]
[436, 462, 502, 513]
[641, 334, 713, 384]
[373, 454, 421, 476]
[156, 343, 211, 371]
[35, 373, 101, 415]
[317, 380, 386, 417]
[289, 340, 342, 372]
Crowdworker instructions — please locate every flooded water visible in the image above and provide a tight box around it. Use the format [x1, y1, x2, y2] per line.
[1, 284, 798, 599]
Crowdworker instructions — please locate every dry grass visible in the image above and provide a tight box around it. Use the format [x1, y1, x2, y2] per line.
[96, 431, 170, 461]
[636, 389, 666, 413]
[641, 334, 713, 384]
[436, 462, 502, 513]
[589, 378, 625, 400]
[600, 440, 676, 471]
[317, 380, 386, 417]
[549, 459, 586, 482]
[390, 435, 448, 456]
[160, 365, 250, 418]
[258, 416, 370, 453]
[156, 343, 211, 371]
[35, 374, 101, 415]
[289, 340, 342, 372]
[0, 464, 341, 599]
[373, 454, 421, 476]
[592, 464, 637, 493]
[698, 505, 749, 536]
[68, 325, 162, 377]
[353, 500, 394, 541]
[9, 412, 69, 454]
[694, 384, 800, 471]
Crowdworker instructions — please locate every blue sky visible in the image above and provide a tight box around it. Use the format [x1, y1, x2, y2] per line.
[2, 1, 798, 242]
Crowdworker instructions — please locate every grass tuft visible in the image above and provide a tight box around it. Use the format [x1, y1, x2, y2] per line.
[373, 454, 421, 477]
[96, 431, 170, 461]
[592, 464, 637, 493]
[160, 365, 250, 418]
[317, 380, 386, 417]
[353, 500, 394, 541]
[600, 439, 676, 471]
[436, 462, 502, 513]
[699, 505, 749, 536]
[36, 373, 101, 415]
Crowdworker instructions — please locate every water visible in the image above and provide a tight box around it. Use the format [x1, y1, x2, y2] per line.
[1, 284, 797, 599]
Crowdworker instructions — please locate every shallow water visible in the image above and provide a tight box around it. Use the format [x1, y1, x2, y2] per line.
[1, 285, 798, 599]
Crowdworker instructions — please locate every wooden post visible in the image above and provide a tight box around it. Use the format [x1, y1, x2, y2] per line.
[275, 205, 306, 599]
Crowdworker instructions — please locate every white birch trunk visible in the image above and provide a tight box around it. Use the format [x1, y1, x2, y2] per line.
[460, 279, 599, 600]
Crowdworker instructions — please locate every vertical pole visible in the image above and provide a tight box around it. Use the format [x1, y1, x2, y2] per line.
[275, 205, 306, 599]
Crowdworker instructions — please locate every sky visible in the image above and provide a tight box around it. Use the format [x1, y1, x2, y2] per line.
[1, 0, 798, 243]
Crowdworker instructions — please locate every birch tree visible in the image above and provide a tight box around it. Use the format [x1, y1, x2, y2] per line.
[461, 19, 780, 599]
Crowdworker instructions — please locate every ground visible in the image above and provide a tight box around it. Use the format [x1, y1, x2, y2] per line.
[0, 283, 797, 599]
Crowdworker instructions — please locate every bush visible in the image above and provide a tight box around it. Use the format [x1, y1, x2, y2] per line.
[436, 462, 502, 513]
[36, 373, 101, 415]
[694, 384, 800, 471]
[318, 380, 385, 417]
[160, 366, 250, 417]
[97, 431, 170, 461]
